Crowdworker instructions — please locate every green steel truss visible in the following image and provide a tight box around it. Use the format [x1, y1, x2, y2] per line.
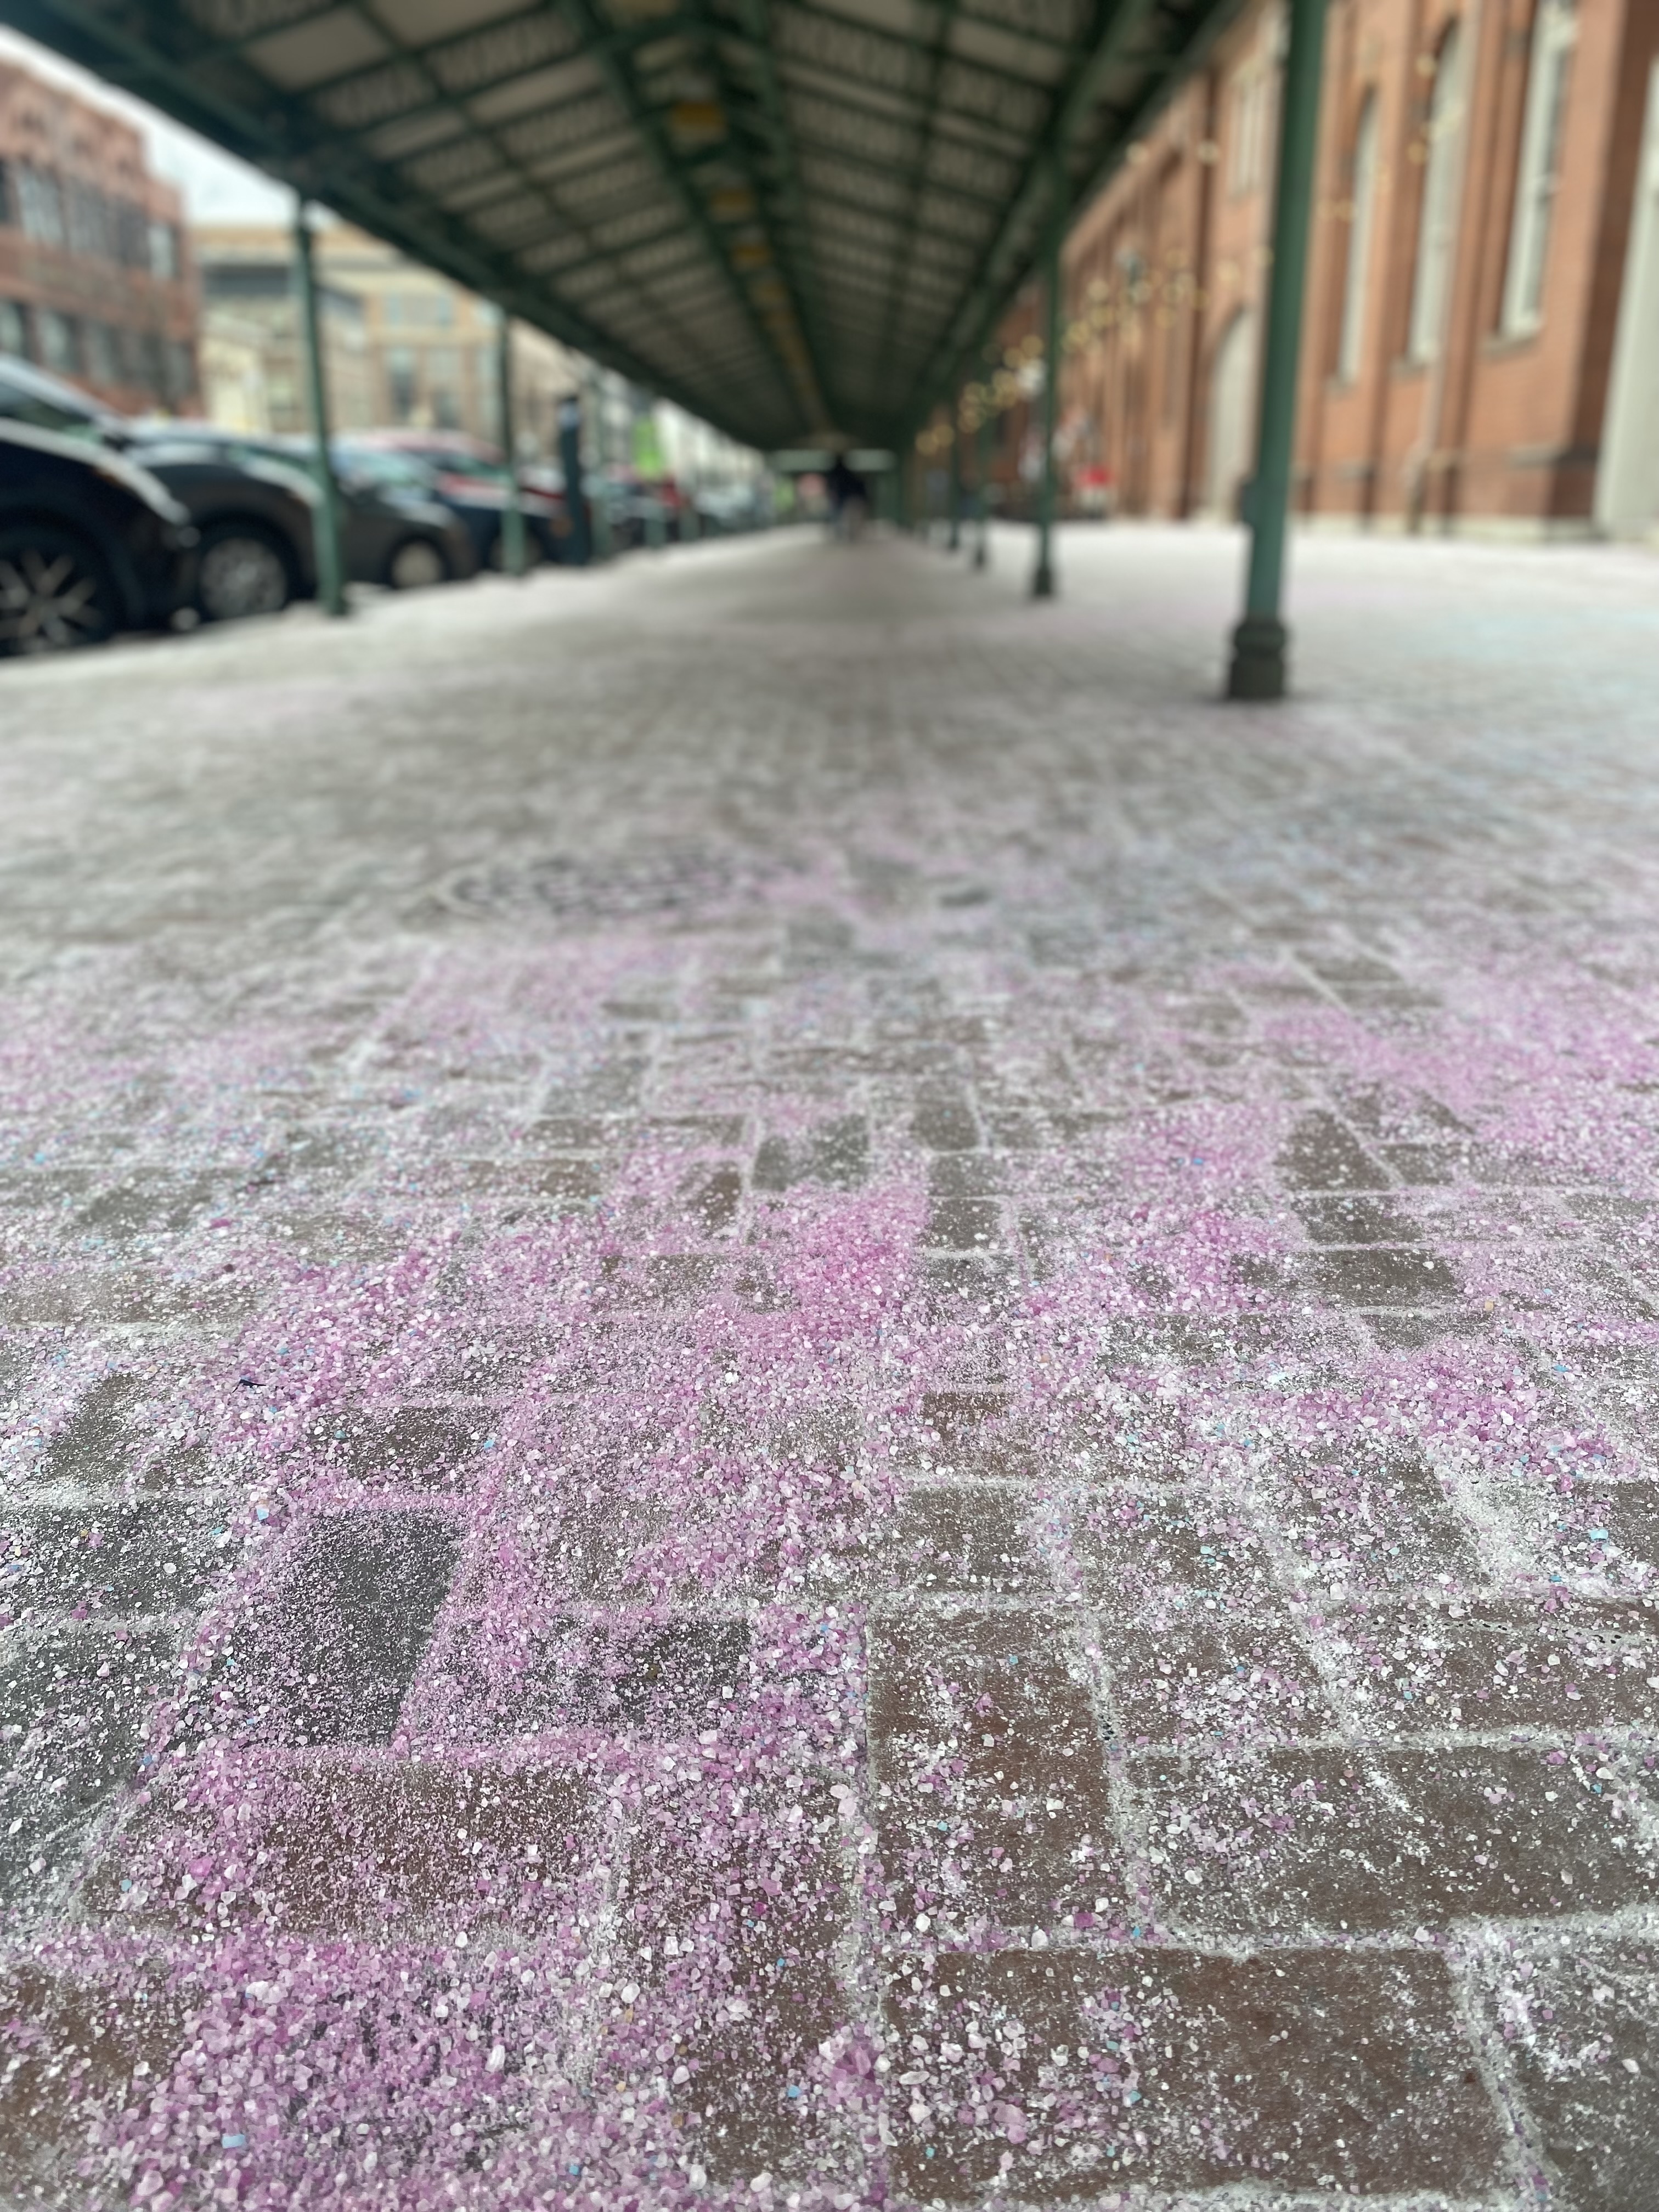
[7, 0, 1249, 448]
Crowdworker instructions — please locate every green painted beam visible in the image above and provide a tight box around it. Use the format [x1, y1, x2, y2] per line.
[769, 57, 1034, 163]
[716, 127, 1008, 214]
[896, 0, 1255, 448]
[780, 0, 1080, 64]
[898, 0, 1164, 438]
[673, 0, 838, 425]
[225, 0, 743, 399]
[552, 0, 816, 426]
[868, 0, 968, 402]
[726, 0, 842, 422]
[12, 0, 1254, 454]
[309, 16, 713, 143]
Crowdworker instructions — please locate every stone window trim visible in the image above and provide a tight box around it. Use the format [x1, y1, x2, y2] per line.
[1407, 21, 1468, 366]
[1335, 89, 1382, 388]
[1501, 0, 1578, 337]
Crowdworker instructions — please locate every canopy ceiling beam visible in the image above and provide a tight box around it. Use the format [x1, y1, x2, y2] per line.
[2, 0, 772, 443]
[11, 0, 1249, 450]
[673, 0, 839, 426]
[899, 0, 1186, 436]
[279, 19, 693, 142]
[867, 0, 968, 404]
[552, 0, 820, 426]
[338, 0, 727, 384]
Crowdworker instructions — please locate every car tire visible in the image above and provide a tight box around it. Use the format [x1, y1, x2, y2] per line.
[487, 528, 544, 572]
[196, 521, 295, 622]
[0, 522, 120, 654]
[386, 536, 450, 590]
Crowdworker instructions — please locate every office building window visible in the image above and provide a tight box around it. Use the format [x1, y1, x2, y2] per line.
[166, 340, 195, 404]
[116, 200, 149, 267]
[0, 300, 27, 358]
[18, 165, 65, 248]
[66, 178, 111, 259]
[387, 346, 417, 421]
[36, 309, 79, 375]
[1503, 0, 1576, 332]
[148, 218, 180, 280]
[83, 319, 120, 386]
[385, 289, 453, 328]
[1336, 92, 1380, 383]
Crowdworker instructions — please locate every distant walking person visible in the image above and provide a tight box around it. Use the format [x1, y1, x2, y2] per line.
[826, 452, 868, 541]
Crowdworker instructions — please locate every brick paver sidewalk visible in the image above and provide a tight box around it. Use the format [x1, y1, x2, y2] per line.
[1, 524, 1656, 2210]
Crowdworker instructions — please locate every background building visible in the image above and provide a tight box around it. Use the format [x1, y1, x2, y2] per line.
[195, 222, 579, 455]
[978, 0, 1659, 538]
[0, 57, 198, 413]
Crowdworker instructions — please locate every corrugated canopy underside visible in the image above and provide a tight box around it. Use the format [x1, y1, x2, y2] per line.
[13, 0, 1244, 445]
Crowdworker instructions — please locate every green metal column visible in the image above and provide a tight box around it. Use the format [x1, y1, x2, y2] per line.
[975, 405, 992, 572]
[585, 365, 614, 562]
[896, 455, 911, 532]
[291, 201, 346, 619]
[1227, 0, 1329, 698]
[1031, 163, 1065, 600]
[495, 309, 527, 578]
[947, 409, 962, 551]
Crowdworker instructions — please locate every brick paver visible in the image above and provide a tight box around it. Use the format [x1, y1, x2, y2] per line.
[2, 522, 1657, 2209]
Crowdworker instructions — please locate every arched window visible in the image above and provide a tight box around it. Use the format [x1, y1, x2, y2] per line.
[1408, 26, 1465, 363]
[1337, 93, 1380, 383]
[1207, 307, 1257, 516]
[1503, 0, 1577, 334]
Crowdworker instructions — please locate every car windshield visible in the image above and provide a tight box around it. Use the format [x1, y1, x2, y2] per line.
[417, 449, 508, 486]
[336, 447, 438, 493]
[136, 439, 234, 467]
[0, 368, 106, 443]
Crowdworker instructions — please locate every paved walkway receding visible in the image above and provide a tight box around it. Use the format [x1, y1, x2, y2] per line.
[2, 524, 1657, 2212]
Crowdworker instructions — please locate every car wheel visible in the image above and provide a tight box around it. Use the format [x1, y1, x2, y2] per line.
[487, 529, 544, 572]
[0, 524, 119, 654]
[387, 536, 450, 590]
[196, 522, 294, 621]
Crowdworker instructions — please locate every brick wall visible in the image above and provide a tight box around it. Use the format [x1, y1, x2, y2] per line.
[0, 60, 200, 418]
[1014, 0, 1659, 530]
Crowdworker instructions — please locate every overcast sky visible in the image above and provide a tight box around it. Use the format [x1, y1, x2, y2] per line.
[0, 26, 297, 223]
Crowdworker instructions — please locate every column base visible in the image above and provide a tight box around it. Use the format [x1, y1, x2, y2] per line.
[947, 523, 961, 552]
[1031, 560, 1056, 599]
[973, 537, 988, 571]
[1226, 614, 1288, 699]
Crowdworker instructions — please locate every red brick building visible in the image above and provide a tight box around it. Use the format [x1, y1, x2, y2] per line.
[0, 60, 199, 415]
[982, 0, 1659, 536]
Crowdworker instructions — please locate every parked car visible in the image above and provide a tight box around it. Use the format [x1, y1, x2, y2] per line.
[0, 358, 314, 622]
[0, 360, 475, 620]
[0, 419, 195, 653]
[122, 433, 320, 620]
[340, 432, 571, 567]
[132, 429, 477, 599]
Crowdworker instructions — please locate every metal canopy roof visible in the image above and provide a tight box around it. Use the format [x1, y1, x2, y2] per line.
[12, 0, 1244, 448]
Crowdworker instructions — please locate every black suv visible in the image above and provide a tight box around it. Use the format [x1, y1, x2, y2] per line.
[0, 356, 319, 624]
[0, 420, 194, 653]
